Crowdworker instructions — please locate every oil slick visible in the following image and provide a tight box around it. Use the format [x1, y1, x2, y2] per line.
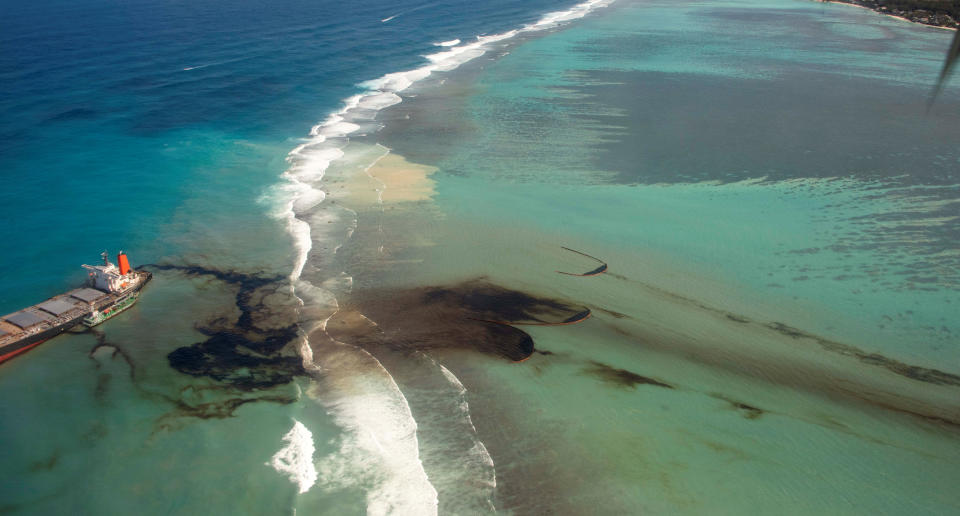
[146, 264, 306, 390]
[583, 361, 673, 389]
[327, 279, 591, 362]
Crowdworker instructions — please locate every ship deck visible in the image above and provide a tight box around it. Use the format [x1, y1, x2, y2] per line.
[0, 270, 151, 348]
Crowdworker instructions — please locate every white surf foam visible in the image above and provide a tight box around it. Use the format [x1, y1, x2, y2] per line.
[268, 420, 318, 494]
[357, 91, 403, 111]
[434, 38, 461, 47]
[291, 147, 344, 182]
[436, 363, 496, 471]
[434, 361, 497, 510]
[315, 345, 439, 516]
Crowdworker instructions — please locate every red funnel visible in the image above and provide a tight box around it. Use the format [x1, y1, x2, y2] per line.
[117, 252, 131, 276]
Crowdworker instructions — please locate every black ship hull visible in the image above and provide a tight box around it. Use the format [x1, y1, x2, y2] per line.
[0, 319, 81, 363]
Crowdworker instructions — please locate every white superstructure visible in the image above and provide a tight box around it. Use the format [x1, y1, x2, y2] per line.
[82, 251, 138, 294]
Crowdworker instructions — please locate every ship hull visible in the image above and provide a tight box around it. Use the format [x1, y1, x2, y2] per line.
[0, 321, 79, 364]
[0, 270, 152, 366]
[0, 340, 46, 364]
[83, 291, 139, 327]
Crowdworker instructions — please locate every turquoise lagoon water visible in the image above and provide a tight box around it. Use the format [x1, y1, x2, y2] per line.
[2, 0, 960, 514]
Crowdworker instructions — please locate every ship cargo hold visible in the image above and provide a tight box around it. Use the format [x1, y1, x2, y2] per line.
[0, 251, 151, 365]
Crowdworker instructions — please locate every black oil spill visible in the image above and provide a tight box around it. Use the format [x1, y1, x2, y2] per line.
[583, 361, 673, 389]
[596, 308, 629, 319]
[709, 393, 766, 420]
[765, 321, 960, 387]
[601, 270, 960, 388]
[143, 264, 305, 391]
[87, 326, 298, 431]
[732, 402, 764, 419]
[161, 394, 297, 423]
[69, 264, 306, 430]
[90, 331, 135, 369]
[330, 279, 589, 362]
[167, 328, 302, 391]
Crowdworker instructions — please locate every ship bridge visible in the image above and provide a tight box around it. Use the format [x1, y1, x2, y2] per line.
[83, 251, 136, 293]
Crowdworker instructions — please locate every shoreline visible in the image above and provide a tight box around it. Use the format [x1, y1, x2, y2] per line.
[821, 0, 959, 29]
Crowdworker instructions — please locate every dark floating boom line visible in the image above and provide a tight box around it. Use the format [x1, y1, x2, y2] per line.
[556, 246, 608, 276]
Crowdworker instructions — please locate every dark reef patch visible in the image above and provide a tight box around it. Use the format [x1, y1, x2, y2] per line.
[327, 279, 589, 362]
[584, 361, 673, 389]
[94, 371, 111, 401]
[29, 451, 59, 472]
[46, 107, 98, 122]
[141, 264, 305, 391]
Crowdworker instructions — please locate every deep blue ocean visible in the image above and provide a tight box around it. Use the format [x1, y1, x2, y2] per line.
[0, 0, 580, 312]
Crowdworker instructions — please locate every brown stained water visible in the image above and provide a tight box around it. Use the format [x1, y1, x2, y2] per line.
[330, 197, 960, 510]
[291, 1, 960, 510]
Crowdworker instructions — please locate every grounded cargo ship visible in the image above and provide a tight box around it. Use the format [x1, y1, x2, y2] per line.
[0, 251, 151, 364]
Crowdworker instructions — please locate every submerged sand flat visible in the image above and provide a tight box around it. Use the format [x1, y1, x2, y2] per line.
[330, 146, 438, 208]
[367, 152, 437, 204]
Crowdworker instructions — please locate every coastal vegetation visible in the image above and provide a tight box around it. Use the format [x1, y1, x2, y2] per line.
[826, 0, 960, 28]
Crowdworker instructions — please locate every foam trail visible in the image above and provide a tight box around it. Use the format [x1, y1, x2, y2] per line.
[268, 420, 318, 494]
[363, 0, 614, 94]
[380, 2, 437, 24]
[437, 364, 492, 458]
[434, 360, 497, 508]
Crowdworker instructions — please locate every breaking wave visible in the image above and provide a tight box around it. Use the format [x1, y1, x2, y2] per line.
[268, 420, 318, 494]
[313, 341, 439, 515]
